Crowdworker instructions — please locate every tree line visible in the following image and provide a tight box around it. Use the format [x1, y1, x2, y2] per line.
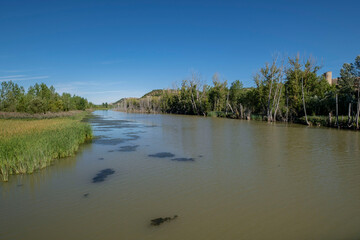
[115, 54, 360, 129]
[0, 82, 95, 113]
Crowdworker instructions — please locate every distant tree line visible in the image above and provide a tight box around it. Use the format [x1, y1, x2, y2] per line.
[0, 82, 95, 113]
[115, 54, 360, 129]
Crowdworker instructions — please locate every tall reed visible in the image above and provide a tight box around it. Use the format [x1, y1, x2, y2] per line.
[0, 113, 92, 181]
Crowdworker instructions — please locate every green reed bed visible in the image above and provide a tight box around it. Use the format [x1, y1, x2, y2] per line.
[0, 114, 92, 181]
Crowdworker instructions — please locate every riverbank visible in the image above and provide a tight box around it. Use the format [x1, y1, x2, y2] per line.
[0, 111, 92, 181]
[114, 108, 360, 130]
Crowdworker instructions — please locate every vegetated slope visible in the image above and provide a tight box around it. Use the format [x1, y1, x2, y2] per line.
[112, 89, 177, 113]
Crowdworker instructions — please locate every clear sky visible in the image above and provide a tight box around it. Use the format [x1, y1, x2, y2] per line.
[1, 0, 359, 104]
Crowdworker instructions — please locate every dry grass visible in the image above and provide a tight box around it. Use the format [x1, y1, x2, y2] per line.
[0, 110, 84, 119]
[0, 118, 73, 139]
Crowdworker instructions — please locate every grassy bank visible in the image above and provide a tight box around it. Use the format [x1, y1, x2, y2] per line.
[210, 111, 359, 129]
[298, 115, 359, 129]
[0, 112, 92, 181]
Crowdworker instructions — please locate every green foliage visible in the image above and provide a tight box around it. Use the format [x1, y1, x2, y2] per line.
[207, 111, 226, 118]
[0, 81, 92, 113]
[114, 54, 360, 129]
[337, 55, 360, 116]
[208, 73, 228, 112]
[298, 115, 354, 128]
[284, 55, 332, 118]
[141, 89, 164, 98]
[253, 61, 282, 115]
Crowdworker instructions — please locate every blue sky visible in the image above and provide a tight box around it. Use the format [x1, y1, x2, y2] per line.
[1, 0, 359, 104]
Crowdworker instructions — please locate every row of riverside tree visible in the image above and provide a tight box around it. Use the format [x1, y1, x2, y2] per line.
[0, 82, 94, 113]
[114, 54, 360, 129]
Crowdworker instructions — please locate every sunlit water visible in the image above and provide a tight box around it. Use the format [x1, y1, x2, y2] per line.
[1, 110, 360, 240]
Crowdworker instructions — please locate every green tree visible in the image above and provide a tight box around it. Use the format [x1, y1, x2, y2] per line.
[253, 60, 282, 121]
[284, 55, 330, 120]
[228, 80, 246, 117]
[338, 55, 360, 128]
[208, 73, 228, 112]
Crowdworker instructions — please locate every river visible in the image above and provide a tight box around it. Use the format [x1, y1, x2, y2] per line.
[1, 110, 360, 240]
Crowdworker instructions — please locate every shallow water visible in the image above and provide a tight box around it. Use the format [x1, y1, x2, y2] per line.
[1, 110, 360, 240]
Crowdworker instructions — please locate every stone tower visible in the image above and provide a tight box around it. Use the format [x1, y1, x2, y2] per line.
[324, 71, 332, 85]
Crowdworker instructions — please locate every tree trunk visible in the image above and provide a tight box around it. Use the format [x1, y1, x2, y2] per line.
[273, 84, 283, 122]
[225, 91, 229, 115]
[301, 77, 309, 125]
[240, 104, 244, 119]
[286, 95, 289, 122]
[356, 79, 360, 129]
[267, 76, 273, 122]
[336, 94, 339, 128]
[356, 99, 360, 129]
[227, 102, 234, 115]
[190, 91, 198, 114]
[270, 82, 280, 122]
[348, 102, 352, 127]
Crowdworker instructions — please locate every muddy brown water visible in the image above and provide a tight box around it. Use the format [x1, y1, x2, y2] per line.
[1, 110, 360, 240]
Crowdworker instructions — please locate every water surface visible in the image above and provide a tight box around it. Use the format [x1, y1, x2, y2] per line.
[1, 110, 360, 240]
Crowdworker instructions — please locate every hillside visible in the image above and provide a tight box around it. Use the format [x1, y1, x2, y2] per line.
[113, 89, 177, 105]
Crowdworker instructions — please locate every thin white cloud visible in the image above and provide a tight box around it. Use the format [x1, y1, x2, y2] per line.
[0, 69, 25, 73]
[0, 75, 26, 79]
[0, 75, 49, 82]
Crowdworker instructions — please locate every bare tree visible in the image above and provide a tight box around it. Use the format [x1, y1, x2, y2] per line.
[266, 61, 276, 122]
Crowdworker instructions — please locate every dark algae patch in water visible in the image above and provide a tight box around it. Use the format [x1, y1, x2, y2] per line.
[148, 152, 194, 161]
[93, 135, 140, 146]
[94, 128, 112, 132]
[126, 134, 140, 141]
[125, 131, 146, 134]
[93, 138, 126, 145]
[171, 158, 195, 162]
[150, 215, 178, 226]
[118, 145, 139, 152]
[98, 124, 139, 129]
[98, 157, 104, 160]
[92, 169, 115, 183]
[148, 152, 175, 158]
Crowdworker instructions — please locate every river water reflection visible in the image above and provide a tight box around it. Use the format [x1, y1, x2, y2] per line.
[1, 110, 360, 239]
